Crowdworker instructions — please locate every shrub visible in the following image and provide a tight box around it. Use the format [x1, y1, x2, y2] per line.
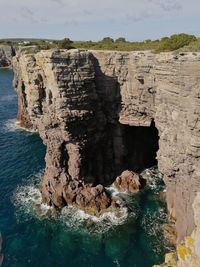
[156, 34, 197, 52]
[55, 38, 74, 49]
[115, 37, 126, 43]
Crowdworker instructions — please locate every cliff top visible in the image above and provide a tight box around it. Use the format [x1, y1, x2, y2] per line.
[16, 48, 200, 64]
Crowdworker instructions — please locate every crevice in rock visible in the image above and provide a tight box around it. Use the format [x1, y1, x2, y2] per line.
[21, 81, 27, 108]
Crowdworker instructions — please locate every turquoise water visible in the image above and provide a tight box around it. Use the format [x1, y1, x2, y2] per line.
[0, 69, 170, 267]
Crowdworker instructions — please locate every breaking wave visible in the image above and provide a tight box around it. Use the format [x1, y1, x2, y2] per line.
[140, 166, 165, 193]
[3, 119, 37, 133]
[13, 171, 133, 234]
[13, 167, 167, 236]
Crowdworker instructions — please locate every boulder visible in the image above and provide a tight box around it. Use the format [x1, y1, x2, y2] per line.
[114, 170, 143, 193]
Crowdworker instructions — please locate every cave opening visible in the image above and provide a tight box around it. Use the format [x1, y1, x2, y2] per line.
[81, 120, 160, 186]
[122, 120, 159, 173]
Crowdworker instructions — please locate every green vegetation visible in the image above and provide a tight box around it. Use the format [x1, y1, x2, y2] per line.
[0, 34, 199, 53]
[178, 38, 200, 52]
[155, 34, 197, 52]
[73, 34, 197, 52]
[53, 38, 74, 49]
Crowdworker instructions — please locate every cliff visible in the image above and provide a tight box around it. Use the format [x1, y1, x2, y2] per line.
[154, 193, 200, 267]
[12, 49, 200, 241]
[0, 45, 15, 67]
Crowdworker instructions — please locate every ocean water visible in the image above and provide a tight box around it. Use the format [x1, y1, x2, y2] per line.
[0, 69, 170, 267]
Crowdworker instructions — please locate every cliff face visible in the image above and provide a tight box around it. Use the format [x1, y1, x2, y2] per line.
[155, 53, 200, 241]
[12, 49, 200, 240]
[0, 45, 15, 67]
[154, 193, 200, 267]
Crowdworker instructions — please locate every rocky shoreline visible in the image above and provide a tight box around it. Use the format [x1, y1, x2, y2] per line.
[12, 49, 200, 244]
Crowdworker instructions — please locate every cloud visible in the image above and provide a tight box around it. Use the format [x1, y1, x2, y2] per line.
[125, 10, 152, 23]
[148, 0, 182, 12]
[50, 0, 65, 7]
[20, 7, 38, 23]
[0, 0, 199, 40]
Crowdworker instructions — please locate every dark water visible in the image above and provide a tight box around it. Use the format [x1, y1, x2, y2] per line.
[0, 69, 169, 267]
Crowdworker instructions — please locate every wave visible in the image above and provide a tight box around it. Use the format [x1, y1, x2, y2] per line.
[12, 170, 139, 234]
[3, 119, 37, 133]
[61, 204, 129, 234]
[13, 167, 166, 235]
[140, 166, 165, 193]
[13, 183, 130, 233]
[141, 207, 169, 254]
[0, 94, 17, 102]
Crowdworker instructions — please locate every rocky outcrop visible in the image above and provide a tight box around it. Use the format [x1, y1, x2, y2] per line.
[0, 45, 15, 67]
[113, 170, 144, 192]
[12, 49, 200, 241]
[45, 179, 113, 216]
[153, 193, 200, 267]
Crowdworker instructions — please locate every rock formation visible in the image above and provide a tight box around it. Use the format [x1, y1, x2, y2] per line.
[113, 170, 144, 193]
[0, 45, 15, 67]
[153, 192, 200, 267]
[12, 49, 200, 241]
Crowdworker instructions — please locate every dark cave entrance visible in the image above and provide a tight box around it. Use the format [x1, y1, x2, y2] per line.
[122, 120, 159, 172]
[80, 120, 160, 185]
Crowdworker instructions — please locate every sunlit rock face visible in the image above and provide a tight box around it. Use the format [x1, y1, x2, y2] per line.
[12, 49, 200, 240]
[153, 193, 200, 267]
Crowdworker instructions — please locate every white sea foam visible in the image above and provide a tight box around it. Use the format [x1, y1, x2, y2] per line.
[106, 185, 120, 197]
[140, 166, 165, 193]
[4, 119, 37, 133]
[13, 170, 131, 233]
[141, 207, 168, 254]
[14, 182, 129, 233]
[13, 167, 165, 234]
[3, 119, 19, 132]
[61, 204, 129, 233]
[0, 94, 17, 102]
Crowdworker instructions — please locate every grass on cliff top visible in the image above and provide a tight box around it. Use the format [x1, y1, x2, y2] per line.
[1, 33, 200, 53]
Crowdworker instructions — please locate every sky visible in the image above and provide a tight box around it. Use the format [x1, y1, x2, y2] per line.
[0, 0, 199, 41]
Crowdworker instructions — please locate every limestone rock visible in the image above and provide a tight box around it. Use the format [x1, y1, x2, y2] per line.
[154, 193, 200, 267]
[114, 170, 143, 192]
[12, 50, 200, 237]
[63, 181, 112, 216]
[0, 45, 15, 67]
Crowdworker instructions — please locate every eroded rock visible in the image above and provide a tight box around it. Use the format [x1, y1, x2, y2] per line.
[154, 193, 200, 267]
[12, 50, 200, 240]
[0, 45, 15, 68]
[113, 170, 143, 193]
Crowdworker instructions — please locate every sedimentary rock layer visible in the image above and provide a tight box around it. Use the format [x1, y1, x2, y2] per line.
[0, 45, 15, 67]
[12, 49, 200, 240]
[154, 193, 200, 267]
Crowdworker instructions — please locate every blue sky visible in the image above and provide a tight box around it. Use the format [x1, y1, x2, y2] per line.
[0, 0, 199, 41]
